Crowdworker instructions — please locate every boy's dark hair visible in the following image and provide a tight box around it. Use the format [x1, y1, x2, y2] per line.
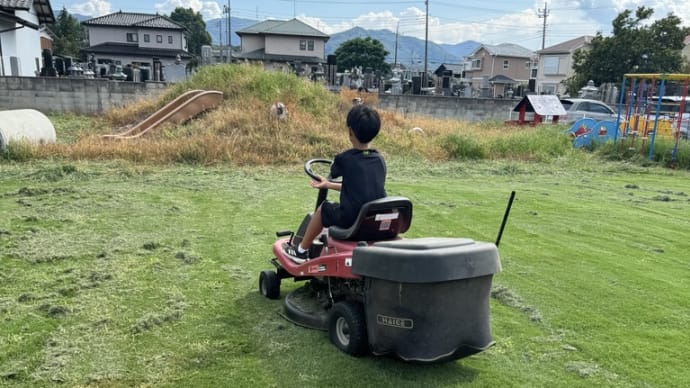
[347, 105, 381, 143]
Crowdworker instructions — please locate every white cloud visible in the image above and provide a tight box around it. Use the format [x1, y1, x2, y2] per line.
[71, 0, 683, 50]
[550, 0, 690, 29]
[154, 0, 223, 19]
[351, 10, 400, 32]
[296, 5, 600, 50]
[68, 0, 112, 17]
[610, 0, 690, 23]
[156, 0, 686, 51]
[298, 0, 687, 50]
[297, 10, 402, 36]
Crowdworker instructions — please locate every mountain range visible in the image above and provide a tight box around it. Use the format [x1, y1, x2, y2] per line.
[207, 17, 480, 68]
[75, 14, 480, 67]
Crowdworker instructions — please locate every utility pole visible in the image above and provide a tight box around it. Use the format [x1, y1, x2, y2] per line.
[424, 0, 429, 89]
[394, 21, 399, 68]
[537, 2, 549, 50]
[224, 1, 231, 62]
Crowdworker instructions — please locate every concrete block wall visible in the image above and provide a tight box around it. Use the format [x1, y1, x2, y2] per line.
[377, 94, 519, 122]
[0, 76, 519, 122]
[0, 77, 168, 115]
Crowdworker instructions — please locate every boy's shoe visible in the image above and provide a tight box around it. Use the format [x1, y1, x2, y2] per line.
[283, 243, 308, 264]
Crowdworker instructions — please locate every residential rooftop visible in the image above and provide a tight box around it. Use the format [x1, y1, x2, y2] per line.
[82, 11, 185, 30]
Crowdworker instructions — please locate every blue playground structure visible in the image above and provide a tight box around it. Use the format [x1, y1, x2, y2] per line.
[567, 119, 621, 149]
[568, 73, 689, 164]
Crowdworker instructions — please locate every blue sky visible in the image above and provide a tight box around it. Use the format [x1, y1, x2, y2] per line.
[51, 0, 689, 50]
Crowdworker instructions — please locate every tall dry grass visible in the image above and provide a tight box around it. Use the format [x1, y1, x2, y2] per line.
[16, 64, 578, 166]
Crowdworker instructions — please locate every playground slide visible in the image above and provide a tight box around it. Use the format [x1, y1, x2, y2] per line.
[102, 90, 223, 139]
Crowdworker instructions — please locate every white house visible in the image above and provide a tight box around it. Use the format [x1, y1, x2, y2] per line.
[82, 11, 191, 81]
[535, 36, 593, 96]
[463, 43, 534, 98]
[0, 0, 55, 76]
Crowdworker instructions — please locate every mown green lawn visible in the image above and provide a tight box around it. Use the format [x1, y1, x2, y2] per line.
[1, 158, 688, 387]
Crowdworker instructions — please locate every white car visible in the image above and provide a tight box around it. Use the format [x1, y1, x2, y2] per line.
[560, 98, 618, 124]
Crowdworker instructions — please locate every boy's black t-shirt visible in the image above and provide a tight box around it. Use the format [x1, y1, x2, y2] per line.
[330, 148, 387, 226]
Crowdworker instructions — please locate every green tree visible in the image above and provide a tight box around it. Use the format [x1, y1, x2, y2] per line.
[49, 8, 88, 58]
[569, 6, 689, 93]
[334, 37, 390, 74]
[169, 7, 212, 57]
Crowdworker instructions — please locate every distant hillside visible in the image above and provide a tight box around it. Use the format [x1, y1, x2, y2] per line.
[206, 16, 256, 47]
[439, 41, 481, 59]
[76, 12, 478, 65]
[73, 14, 478, 67]
[326, 27, 472, 69]
[73, 14, 90, 22]
[199, 20, 476, 68]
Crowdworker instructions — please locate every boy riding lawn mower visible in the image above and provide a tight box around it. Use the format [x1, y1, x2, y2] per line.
[259, 159, 514, 363]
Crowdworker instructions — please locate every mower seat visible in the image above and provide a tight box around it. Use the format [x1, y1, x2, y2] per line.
[329, 196, 412, 242]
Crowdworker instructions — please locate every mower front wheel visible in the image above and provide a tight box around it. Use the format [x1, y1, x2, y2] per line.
[259, 270, 280, 299]
[328, 301, 368, 356]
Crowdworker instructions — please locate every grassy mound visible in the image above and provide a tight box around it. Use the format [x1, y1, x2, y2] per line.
[2, 64, 689, 168]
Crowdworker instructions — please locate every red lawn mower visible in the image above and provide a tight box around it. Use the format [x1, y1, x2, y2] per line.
[259, 159, 514, 362]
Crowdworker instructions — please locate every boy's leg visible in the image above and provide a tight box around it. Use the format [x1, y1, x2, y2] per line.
[299, 206, 323, 251]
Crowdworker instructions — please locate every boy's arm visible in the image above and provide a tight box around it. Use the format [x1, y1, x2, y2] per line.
[326, 181, 342, 191]
[310, 177, 341, 191]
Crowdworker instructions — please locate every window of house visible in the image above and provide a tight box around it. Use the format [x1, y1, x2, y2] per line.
[168, 36, 173, 44]
[503, 60, 509, 70]
[525, 60, 531, 69]
[307, 40, 314, 51]
[541, 84, 557, 94]
[299, 40, 306, 50]
[531, 68, 538, 78]
[157, 35, 163, 43]
[543, 57, 560, 75]
[126, 33, 138, 42]
[471, 59, 481, 69]
[143, 34, 150, 43]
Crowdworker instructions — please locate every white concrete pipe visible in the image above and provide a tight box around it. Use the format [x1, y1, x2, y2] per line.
[0, 109, 57, 150]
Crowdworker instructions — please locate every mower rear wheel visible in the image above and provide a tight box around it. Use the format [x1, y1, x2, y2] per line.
[259, 270, 280, 299]
[328, 301, 368, 356]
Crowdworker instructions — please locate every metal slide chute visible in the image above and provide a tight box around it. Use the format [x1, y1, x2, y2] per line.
[102, 90, 224, 139]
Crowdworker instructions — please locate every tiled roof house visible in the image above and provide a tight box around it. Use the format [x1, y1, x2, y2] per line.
[464, 43, 534, 98]
[81, 11, 191, 80]
[235, 18, 329, 74]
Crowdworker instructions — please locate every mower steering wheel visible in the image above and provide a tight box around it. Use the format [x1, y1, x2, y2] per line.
[305, 159, 341, 211]
[304, 159, 341, 183]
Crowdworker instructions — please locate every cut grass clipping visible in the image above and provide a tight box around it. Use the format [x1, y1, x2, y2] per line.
[1, 159, 688, 386]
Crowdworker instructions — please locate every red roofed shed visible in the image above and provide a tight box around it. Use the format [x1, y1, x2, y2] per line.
[507, 95, 567, 125]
